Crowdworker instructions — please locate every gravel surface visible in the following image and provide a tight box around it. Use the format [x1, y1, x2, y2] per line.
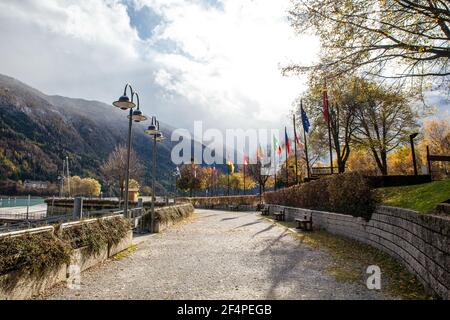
[41, 209, 392, 300]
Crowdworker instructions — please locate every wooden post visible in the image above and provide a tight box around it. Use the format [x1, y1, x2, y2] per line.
[427, 145, 432, 176]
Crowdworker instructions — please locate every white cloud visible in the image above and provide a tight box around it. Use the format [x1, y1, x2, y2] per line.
[0, 0, 320, 134]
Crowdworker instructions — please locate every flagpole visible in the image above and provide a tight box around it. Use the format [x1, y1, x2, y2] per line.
[325, 81, 334, 174]
[227, 164, 230, 196]
[285, 126, 289, 187]
[301, 101, 311, 179]
[243, 162, 246, 195]
[293, 114, 299, 184]
[274, 154, 277, 191]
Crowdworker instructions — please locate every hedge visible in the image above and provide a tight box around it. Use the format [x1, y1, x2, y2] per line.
[263, 172, 376, 219]
[177, 195, 259, 206]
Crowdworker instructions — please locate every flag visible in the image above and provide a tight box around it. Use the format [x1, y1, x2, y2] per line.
[285, 127, 291, 155]
[227, 160, 235, 174]
[294, 125, 302, 150]
[301, 102, 311, 133]
[256, 145, 264, 160]
[322, 80, 329, 124]
[277, 145, 282, 156]
[243, 155, 249, 166]
[272, 135, 279, 151]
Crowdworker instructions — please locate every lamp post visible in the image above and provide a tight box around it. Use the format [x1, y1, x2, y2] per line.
[145, 117, 164, 231]
[113, 84, 147, 217]
[410, 132, 419, 176]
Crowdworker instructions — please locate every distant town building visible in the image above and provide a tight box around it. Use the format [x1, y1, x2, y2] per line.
[128, 187, 139, 202]
[23, 180, 50, 190]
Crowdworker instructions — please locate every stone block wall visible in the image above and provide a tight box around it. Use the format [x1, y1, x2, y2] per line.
[267, 204, 449, 299]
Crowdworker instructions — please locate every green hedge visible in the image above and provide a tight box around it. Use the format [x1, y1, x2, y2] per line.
[264, 172, 376, 219]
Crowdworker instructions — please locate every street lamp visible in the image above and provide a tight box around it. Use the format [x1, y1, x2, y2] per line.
[145, 117, 164, 231]
[410, 132, 419, 176]
[113, 84, 147, 217]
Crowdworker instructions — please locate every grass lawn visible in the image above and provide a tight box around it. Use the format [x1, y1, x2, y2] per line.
[376, 180, 450, 213]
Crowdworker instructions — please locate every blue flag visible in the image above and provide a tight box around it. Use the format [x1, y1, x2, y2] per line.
[301, 102, 310, 133]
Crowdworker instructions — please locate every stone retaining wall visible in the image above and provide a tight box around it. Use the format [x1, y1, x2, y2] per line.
[142, 203, 194, 233]
[267, 204, 449, 299]
[0, 216, 133, 300]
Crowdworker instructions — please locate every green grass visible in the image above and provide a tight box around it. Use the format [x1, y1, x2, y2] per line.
[376, 180, 450, 213]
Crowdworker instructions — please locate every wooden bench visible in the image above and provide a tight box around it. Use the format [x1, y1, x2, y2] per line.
[273, 208, 286, 221]
[295, 212, 313, 231]
[260, 205, 270, 216]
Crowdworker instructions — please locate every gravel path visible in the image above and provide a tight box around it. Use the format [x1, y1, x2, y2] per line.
[41, 209, 391, 300]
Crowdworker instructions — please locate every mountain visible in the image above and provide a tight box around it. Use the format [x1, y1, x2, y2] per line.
[0, 74, 178, 194]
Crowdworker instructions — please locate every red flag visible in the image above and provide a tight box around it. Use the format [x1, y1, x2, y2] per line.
[285, 127, 291, 155]
[322, 80, 329, 124]
[277, 145, 282, 156]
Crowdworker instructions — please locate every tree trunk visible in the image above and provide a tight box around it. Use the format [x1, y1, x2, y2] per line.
[381, 150, 388, 175]
[338, 160, 345, 173]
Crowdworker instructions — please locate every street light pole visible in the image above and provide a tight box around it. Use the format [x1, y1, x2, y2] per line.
[124, 108, 133, 217]
[113, 84, 147, 218]
[152, 134, 157, 221]
[145, 117, 163, 232]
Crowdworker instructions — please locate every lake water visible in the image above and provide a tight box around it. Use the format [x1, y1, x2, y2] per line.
[0, 196, 45, 208]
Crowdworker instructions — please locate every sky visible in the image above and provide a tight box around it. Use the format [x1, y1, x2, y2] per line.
[0, 0, 320, 136]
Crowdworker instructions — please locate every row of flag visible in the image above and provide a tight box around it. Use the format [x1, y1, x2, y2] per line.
[177, 81, 330, 176]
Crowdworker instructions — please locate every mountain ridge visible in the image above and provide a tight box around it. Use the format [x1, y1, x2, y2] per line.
[0, 73, 177, 194]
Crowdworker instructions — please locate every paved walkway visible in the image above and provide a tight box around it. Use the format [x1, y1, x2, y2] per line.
[41, 210, 391, 300]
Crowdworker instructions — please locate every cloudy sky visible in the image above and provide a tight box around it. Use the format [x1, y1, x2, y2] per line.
[0, 0, 320, 134]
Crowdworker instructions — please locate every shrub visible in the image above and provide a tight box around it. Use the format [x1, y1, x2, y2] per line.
[60, 216, 130, 256]
[263, 172, 377, 219]
[0, 232, 71, 277]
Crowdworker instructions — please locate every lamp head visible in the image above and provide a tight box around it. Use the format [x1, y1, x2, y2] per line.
[155, 132, 164, 142]
[145, 124, 160, 135]
[113, 95, 136, 110]
[129, 109, 147, 123]
[410, 132, 419, 139]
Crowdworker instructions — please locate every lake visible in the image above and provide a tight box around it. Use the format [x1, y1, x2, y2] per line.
[0, 196, 45, 208]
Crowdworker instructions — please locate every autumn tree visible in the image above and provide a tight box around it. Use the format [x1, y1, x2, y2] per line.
[176, 163, 203, 196]
[388, 145, 425, 175]
[420, 118, 450, 177]
[284, 0, 450, 87]
[347, 147, 379, 174]
[67, 176, 101, 197]
[301, 76, 362, 173]
[247, 161, 274, 200]
[100, 145, 144, 200]
[277, 155, 307, 186]
[351, 80, 418, 175]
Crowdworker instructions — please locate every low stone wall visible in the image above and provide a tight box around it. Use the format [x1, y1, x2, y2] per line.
[266, 204, 450, 299]
[0, 217, 133, 300]
[142, 203, 194, 233]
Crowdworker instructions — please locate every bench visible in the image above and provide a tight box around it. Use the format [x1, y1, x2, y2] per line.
[228, 204, 239, 211]
[260, 205, 270, 216]
[273, 208, 286, 221]
[295, 212, 313, 231]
